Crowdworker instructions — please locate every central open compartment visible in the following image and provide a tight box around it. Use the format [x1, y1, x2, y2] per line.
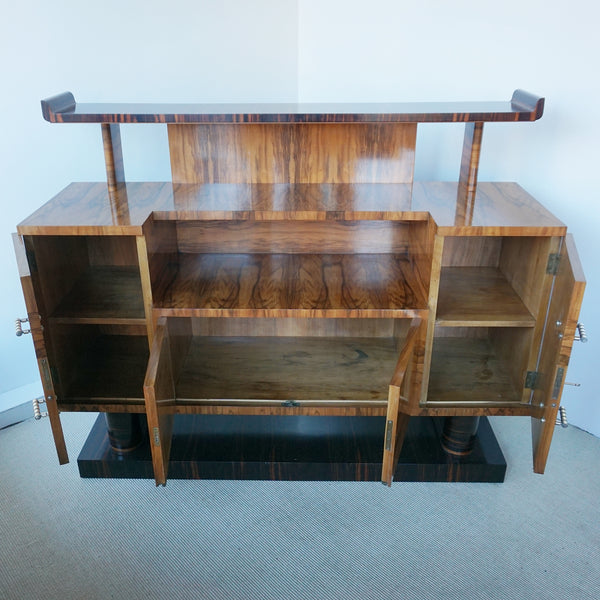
[145, 218, 433, 319]
[149, 316, 419, 411]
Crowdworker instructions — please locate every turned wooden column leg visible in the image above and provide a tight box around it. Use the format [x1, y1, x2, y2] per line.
[104, 413, 144, 454]
[441, 416, 480, 456]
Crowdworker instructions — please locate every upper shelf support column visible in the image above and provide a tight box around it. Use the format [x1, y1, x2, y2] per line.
[102, 123, 125, 190]
[455, 122, 484, 226]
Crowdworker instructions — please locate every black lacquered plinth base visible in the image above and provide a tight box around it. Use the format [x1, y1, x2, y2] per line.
[77, 415, 506, 483]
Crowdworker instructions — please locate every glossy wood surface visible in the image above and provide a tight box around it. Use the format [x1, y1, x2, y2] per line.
[13, 234, 69, 464]
[175, 220, 420, 254]
[41, 90, 544, 123]
[16, 181, 566, 236]
[154, 253, 428, 318]
[456, 122, 484, 225]
[143, 317, 176, 485]
[169, 123, 416, 184]
[77, 414, 506, 483]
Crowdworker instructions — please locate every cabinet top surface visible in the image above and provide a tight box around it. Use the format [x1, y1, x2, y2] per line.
[16, 182, 566, 237]
[41, 90, 544, 124]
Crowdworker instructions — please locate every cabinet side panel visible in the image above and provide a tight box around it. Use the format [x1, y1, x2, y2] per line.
[441, 236, 501, 267]
[499, 236, 553, 318]
[168, 123, 416, 184]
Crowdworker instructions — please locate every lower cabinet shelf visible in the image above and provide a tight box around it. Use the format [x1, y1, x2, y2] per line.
[175, 335, 397, 407]
[428, 332, 530, 407]
[57, 333, 149, 410]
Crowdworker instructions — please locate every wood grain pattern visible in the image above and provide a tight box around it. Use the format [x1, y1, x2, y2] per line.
[456, 122, 484, 226]
[143, 317, 175, 485]
[436, 267, 536, 327]
[155, 253, 428, 318]
[382, 318, 422, 485]
[16, 182, 566, 236]
[169, 123, 416, 184]
[174, 335, 403, 403]
[441, 236, 501, 267]
[427, 336, 526, 406]
[41, 90, 545, 123]
[190, 317, 397, 338]
[175, 220, 418, 254]
[13, 234, 69, 464]
[531, 235, 585, 473]
[101, 124, 125, 192]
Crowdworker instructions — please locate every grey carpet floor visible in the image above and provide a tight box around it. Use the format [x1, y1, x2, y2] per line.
[1, 412, 599, 600]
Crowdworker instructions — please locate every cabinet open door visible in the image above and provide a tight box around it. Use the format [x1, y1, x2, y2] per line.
[144, 317, 178, 486]
[13, 234, 68, 464]
[530, 235, 585, 473]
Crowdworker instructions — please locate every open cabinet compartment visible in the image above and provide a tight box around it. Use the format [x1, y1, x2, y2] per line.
[145, 217, 433, 318]
[26, 235, 145, 325]
[144, 315, 424, 485]
[49, 323, 149, 410]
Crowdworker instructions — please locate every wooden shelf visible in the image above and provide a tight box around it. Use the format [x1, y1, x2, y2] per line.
[174, 336, 400, 404]
[61, 334, 149, 406]
[41, 90, 544, 124]
[50, 266, 145, 324]
[436, 267, 535, 327]
[155, 253, 428, 318]
[427, 337, 523, 406]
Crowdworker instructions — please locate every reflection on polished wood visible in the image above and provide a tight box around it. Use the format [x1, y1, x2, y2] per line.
[17, 181, 566, 236]
[155, 253, 428, 318]
[169, 123, 416, 184]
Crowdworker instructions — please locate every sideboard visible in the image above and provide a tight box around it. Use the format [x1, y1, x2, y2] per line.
[14, 90, 585, 486]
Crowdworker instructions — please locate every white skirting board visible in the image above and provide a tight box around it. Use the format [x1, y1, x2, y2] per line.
[0, 381, 42, 429]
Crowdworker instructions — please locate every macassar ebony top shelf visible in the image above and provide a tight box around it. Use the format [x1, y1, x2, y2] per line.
[41, 90, 544, 124]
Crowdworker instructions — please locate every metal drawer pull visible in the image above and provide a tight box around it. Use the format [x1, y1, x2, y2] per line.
[575, 322, 588, 343]
[15, 317, 30, 336]
[32, 397, 48, 420]
[555, 406, 568, 428]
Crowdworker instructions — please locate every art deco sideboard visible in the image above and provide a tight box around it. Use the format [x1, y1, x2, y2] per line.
[13, 90, 585, 486]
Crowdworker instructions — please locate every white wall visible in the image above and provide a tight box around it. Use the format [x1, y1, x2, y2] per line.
[0, 0, 299, 406]
[2, 0, 598, 436]
[298, 0, 600, 436]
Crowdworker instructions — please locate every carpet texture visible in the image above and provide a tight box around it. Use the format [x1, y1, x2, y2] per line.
[1, 413, 599, 600]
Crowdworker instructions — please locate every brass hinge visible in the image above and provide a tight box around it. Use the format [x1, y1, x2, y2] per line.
[40, 358, 53, 391]
[552, 367, 565, 400]
[525, 370, 539, 389]
[384, 419, 394, 451]
[546, 253, 561, 275]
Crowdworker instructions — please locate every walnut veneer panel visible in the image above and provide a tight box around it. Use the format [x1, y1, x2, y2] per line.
[17, 182, 566, 235]
[155, 253, 428, 318]
[168, 123, 416, 184]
